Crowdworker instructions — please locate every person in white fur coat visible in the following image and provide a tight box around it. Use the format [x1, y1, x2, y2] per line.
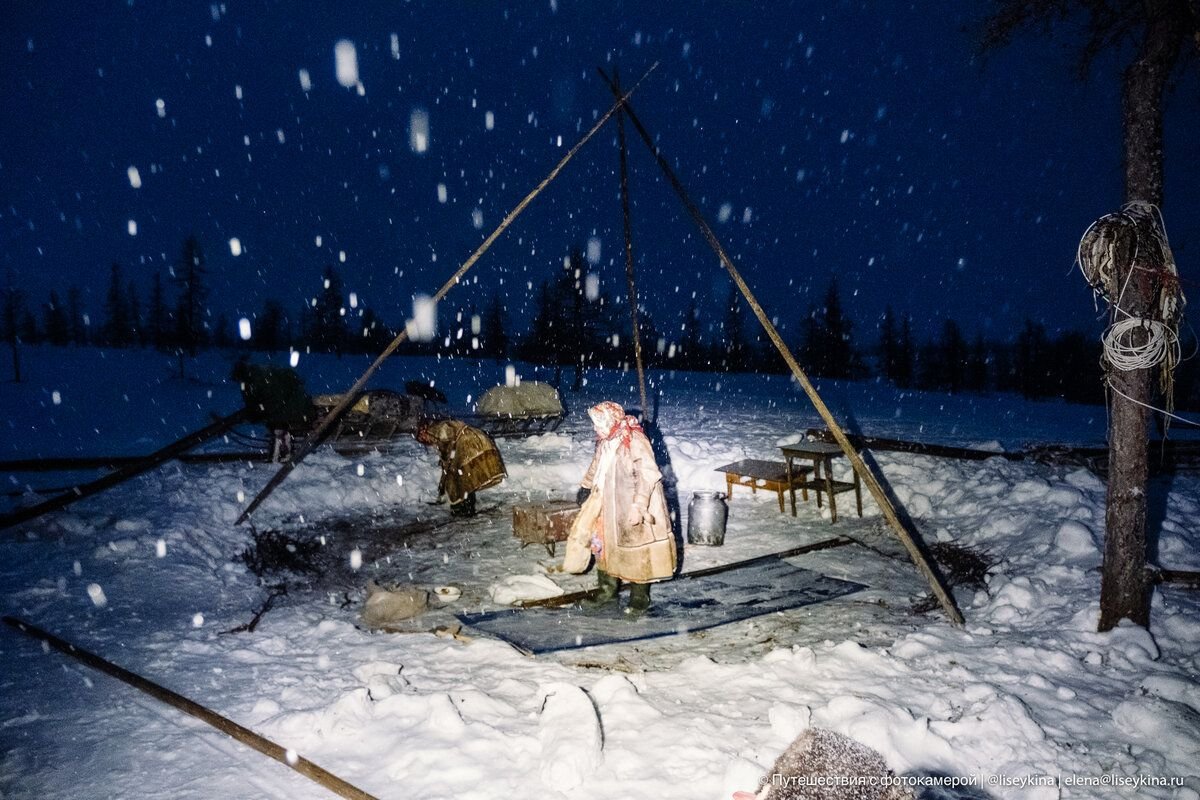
[564, 401, 676, 616]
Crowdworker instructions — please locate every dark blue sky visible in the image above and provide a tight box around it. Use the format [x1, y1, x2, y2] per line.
[2, 1, 1197, 348]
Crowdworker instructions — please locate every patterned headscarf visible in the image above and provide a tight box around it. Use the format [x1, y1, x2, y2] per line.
[588, 401, 642, 448]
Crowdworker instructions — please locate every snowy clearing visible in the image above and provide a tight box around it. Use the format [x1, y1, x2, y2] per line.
[1, 347, 1198, 799]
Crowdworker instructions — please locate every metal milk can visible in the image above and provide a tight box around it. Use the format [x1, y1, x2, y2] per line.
[686, 491, 728, 546]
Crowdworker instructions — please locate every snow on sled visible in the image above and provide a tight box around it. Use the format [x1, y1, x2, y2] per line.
[465, 382, 566, 438]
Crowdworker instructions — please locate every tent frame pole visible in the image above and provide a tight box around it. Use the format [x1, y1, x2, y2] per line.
[598, 67, 963, 625]
[613, 69, 651, 419]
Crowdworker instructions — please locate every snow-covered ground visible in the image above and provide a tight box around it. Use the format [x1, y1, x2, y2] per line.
[1, 346, 1198, 799]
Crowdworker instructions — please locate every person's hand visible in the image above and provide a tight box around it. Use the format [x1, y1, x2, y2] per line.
[576, 486, 591, 507]
[626, 507, 644, 527]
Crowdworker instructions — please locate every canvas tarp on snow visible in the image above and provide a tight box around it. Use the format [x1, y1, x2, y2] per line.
[456, 559, 864, 654]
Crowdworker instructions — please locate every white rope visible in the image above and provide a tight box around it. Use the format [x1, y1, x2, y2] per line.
[1101, 317, 1178, 372]
[1106, 380, 1200, 428]
[1077, 201, 1190, 431]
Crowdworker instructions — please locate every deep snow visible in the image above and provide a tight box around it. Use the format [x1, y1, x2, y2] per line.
[1, 346, 1198, 799]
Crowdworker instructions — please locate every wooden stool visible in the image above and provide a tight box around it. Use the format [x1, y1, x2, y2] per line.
[780, 441, 862, 523]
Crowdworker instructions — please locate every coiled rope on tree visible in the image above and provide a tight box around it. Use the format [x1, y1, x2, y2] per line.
[1077, 201, 1186, 419]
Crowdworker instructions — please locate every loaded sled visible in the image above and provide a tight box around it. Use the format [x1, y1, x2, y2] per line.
[464, 383, 566, 438]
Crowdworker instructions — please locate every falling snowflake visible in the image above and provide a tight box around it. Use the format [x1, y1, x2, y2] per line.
[334, 40, 359, 88]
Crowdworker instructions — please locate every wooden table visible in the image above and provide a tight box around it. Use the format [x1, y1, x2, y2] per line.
[780, 441, 862, 522]
[714, 459, 811, 514]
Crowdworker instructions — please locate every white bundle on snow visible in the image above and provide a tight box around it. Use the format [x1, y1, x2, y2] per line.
[488, 574, 563, 605]
[360, 581, 428, 628]
[537, 683, 603, 792]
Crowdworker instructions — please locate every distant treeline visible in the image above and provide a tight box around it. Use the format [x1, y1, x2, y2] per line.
[4, 237, 1199, 411]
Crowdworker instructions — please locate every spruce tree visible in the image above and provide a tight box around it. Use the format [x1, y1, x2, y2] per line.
[482, 294, 509, 360]
[256, 300, 287, 353]
[2, 284, 25, 382]
[680, 297, 702, 370]
[895, 315, 915, 388]
[311, 265, 348, 354]
[721, 283, 747, 371]
[103, 262, 132, 347]
[940, 319, 967, 393]
[67, 286, 87, 345]
[966, 334, 989, 393]
[43, 291, 70, 346]
[148, 272, 169, 351]
[127, 280, 144, 346]
[174, 236, 208, 356]
[879, 306, 899, 383]
[801, 279, 859, 379]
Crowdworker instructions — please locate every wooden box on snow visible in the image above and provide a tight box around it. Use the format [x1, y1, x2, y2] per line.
[512, 501, 579, 556]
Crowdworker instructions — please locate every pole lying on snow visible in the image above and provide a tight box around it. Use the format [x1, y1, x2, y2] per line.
[2, 616, 380, 800]
[597, 68, 964, 626]
[235, 62, 661, 526]
[0, 409, 251, 533]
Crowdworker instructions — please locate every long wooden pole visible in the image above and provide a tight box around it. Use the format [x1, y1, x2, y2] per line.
[235, 63, 659, 525]
[2, 616, 379, 800]
[0, 409, 250, 532]
[613, 70, 651, 419]
[597, 68, 963, 625]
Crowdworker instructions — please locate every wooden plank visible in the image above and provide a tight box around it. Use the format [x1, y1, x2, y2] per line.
[803, 428, 1023, 462]
[804, 428, 1200, 472]
[1154, 569, 1200, 589]
[2, 616, 379, 800]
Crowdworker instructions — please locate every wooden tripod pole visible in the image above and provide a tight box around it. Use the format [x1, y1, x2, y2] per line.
[597, 68, 963, 625]
[3, 616, 379, 800]
[235, 62, 659, 525]
[613, 69, 651, 419]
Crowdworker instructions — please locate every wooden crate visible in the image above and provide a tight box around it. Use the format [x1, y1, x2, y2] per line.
[512, 501, 579, 556]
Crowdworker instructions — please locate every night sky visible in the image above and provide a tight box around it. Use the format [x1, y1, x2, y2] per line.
[3, 1, 1197, 348]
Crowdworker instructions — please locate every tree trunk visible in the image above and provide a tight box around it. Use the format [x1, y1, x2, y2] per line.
[1099, 0, 1185, 632]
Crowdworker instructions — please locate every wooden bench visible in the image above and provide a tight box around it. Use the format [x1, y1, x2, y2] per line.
[715, 459, 812, 514]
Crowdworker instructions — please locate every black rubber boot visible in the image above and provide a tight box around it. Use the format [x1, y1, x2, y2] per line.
[450, 493, 477, 517]
[582, 569, 620, 611]
[625, 582, 651, 617]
